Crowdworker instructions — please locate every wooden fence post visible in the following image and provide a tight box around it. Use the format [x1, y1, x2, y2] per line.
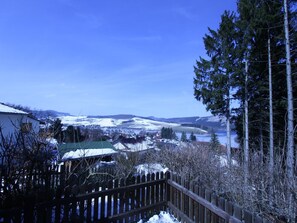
[24, 194, 35, 223]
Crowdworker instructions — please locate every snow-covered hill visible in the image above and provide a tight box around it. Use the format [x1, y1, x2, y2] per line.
[58, 115, 208, 133]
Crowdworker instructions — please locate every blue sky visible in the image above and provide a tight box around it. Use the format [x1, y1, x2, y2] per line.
[0, 0, 237, 118]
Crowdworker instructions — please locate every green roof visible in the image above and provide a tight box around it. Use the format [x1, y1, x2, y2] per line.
[58, 141, 116, 157]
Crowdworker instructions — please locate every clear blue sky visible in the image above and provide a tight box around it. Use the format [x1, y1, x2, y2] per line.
[0, 0, 237, 118]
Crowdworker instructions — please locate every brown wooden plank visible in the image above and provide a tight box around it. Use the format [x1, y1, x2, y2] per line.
[113, 179, 119, 216]
[151, 173, 156, 206]
[136, 175, 141, 209]
[54, 187, 62, 222]
[108, 181, 114, 216]
[253, 213, 263, 223]
[233, 204, 242, 220]
[226, 200, 233, 216]
[119, 178, 125, 216]
[205, 189, 211, 223]
[146, 174, 151, 206]
[211, 193, 219, 223]
[100, 185, 106, 220]
[218, 197, 226, 223]
[166, 172, 171, 203]
[193, 184, 199, 223]
[155, 172, 160, 204]
[86, 183, 93, 221]
[93, 182, 100, 221]
[198, 186, 205, 223]
[244, 210, 253, 223]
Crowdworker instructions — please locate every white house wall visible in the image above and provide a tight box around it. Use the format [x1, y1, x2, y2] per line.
[0, 113, 40, 140]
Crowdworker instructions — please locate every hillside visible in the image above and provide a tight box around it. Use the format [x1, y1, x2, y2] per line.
[9, 105, 225, 133]
[57, 115, 209, 134]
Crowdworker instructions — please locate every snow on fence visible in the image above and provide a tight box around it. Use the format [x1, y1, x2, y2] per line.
[0, 168, 273, 223]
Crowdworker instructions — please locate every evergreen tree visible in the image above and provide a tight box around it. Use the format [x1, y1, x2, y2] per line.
[190, 132, 196, 141]
[194, 11, 239, 163]
[160, 127, 176, 140]
[234, 0, 297, 158]
[181, 132, 187, 142]
[50, 118, 63, 143]
[210, 130, 220, 152]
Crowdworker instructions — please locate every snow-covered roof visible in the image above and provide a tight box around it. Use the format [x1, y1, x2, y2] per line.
[113, 139, 154, 152]
[58, 141, 118, 160]
[0, 103, 28, 115]
[62, 148, 118, 160]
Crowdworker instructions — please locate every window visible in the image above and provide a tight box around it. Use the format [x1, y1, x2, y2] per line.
[21, 123, 32, 133]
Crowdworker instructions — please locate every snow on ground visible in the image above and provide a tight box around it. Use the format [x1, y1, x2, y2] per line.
[58, 115, 182, 131]
[138, 211, 180, 223]
[58, 115, 125, 127]
[136, 163, 168, 175]
[62, 148, 118, 160]
[128, 117, 180, 130]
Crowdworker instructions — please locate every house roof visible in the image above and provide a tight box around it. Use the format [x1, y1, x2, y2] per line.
[58, 141, 118, 160]
[113, 139, 154, 152]
[0, 103, 28, 115]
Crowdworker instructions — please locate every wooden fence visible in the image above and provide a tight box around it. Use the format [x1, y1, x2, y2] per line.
[0, 172, 167, 223]
[167, 173, 272, 223]
[0, 170, 273, 223]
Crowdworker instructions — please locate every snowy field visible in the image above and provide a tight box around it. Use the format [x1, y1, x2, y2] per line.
[138, 211, 180, 223]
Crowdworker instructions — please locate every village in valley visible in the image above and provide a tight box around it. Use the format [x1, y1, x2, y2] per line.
[0, 102, 239, 222]
[0, 102, 230, 177]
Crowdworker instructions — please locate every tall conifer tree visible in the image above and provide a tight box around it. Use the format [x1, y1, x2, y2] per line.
[194, 11, 239, 164]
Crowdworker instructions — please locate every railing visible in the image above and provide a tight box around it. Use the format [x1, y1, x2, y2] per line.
[0, 169, 273, 223]
[167, 172, 271, 223]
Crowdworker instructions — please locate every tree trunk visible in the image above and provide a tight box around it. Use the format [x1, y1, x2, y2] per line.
[268, 37, 274, 174]
[244, 59, 249, 183]
[284, 0, 294, 179]
[284, 0, 294, 221]
[268, 36, 274, 205]
[226, 89, 231, 165]
[226, 115, 231, 165]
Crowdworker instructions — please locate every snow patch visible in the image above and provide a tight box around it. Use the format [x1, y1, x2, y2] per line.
[138, 211, 180, 223]
[46, 137, 58, 146]
[216, 155, 239, 167]
[136, 163, 168, 175]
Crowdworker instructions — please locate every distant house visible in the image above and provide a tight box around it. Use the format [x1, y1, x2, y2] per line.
[113, 136, 155, 155]
[0, 103, 40, 141]
[58, 141, 118, 172]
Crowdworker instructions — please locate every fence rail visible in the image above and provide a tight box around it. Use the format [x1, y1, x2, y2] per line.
[167, 173, 271, 223]
[0, 168, 272, 223]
